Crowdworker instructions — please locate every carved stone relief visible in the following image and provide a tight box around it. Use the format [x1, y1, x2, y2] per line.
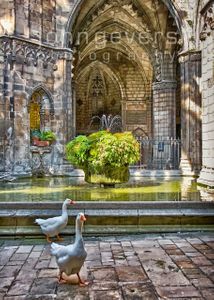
[200, 1, 214, 41]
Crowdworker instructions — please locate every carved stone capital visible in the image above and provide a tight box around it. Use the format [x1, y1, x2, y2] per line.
[178, 50, 201, 63]
[152, 81, 177, 91]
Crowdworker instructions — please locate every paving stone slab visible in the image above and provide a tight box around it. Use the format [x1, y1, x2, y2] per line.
[0, 265, 20, 280]
[200, 288, 214, 300]
[7, 280, 33, 296]
[57, 284, 89, 299]
[0, 277, 14, 294]
[38, 268, 58, 278]
[30, 278, 57, 295]
[16, 245, 33, 253]
[121, 282, 158, 300]
[191, 255, 213, 266]
[155, 285, 201, 298]
[190, 277, 214, 288]
[199, 265, 214, 277]
[115, 266, 148, 282]
[91, 267, 117, 282]
[90, 282, 119, 291]
[89, 290, 122, 300]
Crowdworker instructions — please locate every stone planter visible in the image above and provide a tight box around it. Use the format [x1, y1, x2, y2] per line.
[32, 137, 40, 146]
[84, 166, 130, 186]
[35, 140, 50, 147]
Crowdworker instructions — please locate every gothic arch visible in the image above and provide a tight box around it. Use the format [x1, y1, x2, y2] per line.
[28, 85, 54, 115]
[76, 61, 127, 100]
[28, 85, 55, 143]
[64, 0, 187, 50]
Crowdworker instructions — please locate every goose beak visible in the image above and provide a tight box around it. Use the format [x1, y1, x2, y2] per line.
[80, 215, 86, 222]
[69, 199, 75, 205]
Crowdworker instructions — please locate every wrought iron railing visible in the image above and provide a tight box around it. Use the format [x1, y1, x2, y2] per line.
[134, 137, 181, 170]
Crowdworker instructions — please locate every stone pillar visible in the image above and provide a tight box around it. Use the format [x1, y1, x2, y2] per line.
[71, 79, 76, 138]
[152, 80, 177, 169]
[179, 51, 202, 175]
[0, 45, 5, 171]
[198, 1, 214, 187]
[152, 81, 177, 139]
[0, 38, 15, 174]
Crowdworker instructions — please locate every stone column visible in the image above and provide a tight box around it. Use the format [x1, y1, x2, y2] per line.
[198, 1, 214, 187]
[0, 44, 5, 171]
[152, 80, 177, 169]
[179, 51, 202, 175]
[71, 79, 76, 138]
[152, 81, 177, 139]
[0, 38, 15, 174]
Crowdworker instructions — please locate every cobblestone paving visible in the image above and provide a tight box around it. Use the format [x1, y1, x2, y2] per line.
[0, 233, 213, 300]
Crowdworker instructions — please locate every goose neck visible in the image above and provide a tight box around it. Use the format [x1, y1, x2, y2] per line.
[75, 221, 83, 242]
[62, 201, 68, 216]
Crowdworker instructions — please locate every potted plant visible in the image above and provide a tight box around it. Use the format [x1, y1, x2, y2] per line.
[30, 129, 41, 146]
[66, 131, 140, 186]
[31, 130, 56, 147]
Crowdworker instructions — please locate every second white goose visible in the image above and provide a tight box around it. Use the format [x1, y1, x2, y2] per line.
[35, 198, 75, 242]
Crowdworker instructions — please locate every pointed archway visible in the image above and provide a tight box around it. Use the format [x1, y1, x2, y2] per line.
[66, 0, 202, 172]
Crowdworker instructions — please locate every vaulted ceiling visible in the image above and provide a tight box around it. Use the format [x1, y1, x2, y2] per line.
[72, 0, 180, 79]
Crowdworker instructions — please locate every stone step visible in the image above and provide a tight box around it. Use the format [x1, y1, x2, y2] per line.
[0, 201, 213, 236]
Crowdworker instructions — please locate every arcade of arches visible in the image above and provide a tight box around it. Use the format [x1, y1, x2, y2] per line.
[0, 0, 213, 186]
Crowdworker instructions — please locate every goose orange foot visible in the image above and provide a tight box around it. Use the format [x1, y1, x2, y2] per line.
[57, 272, 67, 284]
[77, 273, 89, 287]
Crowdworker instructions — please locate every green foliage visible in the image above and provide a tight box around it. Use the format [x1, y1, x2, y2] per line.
[40, 130, 56, 142]
[66, 131, 140, 174]
[66, 135, 91, 168]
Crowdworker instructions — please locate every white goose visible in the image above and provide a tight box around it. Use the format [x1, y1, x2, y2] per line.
[35, 198, 75, 242]
[51, 212, 88, 286]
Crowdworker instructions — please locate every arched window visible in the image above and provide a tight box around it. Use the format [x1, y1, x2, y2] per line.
[29, 88, 54, 145]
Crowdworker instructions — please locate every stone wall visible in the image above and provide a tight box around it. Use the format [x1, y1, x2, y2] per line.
[0, 36, 73, 175]
[0, 0, 74, 175]
[198, 0, 214, 186]
[179, 51, 202, 175]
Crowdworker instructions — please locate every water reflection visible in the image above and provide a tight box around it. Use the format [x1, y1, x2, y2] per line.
[0, 176, 213, 202]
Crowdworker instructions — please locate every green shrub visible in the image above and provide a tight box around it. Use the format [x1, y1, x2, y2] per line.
[66, 131, 140, 174]
[66, 135, 90, 168]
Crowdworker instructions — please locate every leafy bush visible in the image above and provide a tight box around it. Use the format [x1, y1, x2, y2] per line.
[66, 135, 90, 168]
[66, 131, 140, 174]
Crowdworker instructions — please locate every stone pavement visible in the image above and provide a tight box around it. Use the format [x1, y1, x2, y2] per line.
[0, 233, 213, 300]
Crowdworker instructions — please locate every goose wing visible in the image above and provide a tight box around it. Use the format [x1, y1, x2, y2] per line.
[51, 243, 75, 269]
[35, 216, 63, 227]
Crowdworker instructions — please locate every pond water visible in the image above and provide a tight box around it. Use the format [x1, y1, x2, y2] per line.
[0, 176, 213, 202]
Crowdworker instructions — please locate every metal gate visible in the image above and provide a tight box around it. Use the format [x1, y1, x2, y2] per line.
[135, 137, 181, 170]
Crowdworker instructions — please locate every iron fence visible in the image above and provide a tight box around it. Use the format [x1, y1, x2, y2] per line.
[135, 137, 181, 170]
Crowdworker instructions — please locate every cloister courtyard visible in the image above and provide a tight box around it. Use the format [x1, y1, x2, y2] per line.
[0, 0, 214, 299]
